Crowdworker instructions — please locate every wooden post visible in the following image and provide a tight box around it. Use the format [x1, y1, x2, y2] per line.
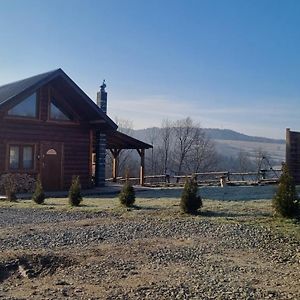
[112, 155, 117, 182]
[89, 129, 93, 187]
[110, 149, 120, 183]
[137, 149, 145, 186]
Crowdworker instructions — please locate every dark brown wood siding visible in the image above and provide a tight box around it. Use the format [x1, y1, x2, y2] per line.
[286, 128, 300, 184]
[0, 84, 93, 189]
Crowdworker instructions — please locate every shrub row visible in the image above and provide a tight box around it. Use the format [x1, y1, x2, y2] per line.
[0, 174, 82, 207]
[2, 167, 299, 219]
[118, 178, 202, 215]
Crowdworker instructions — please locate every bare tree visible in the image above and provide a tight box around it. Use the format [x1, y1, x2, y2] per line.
[253, 148, 276, 180]
[114, 117, 134, 136]
[236, 150, 255, 180]
[254, 148, 271, 170]
[173, 117, 200, 177]
[145, 127, 160, 175]
[185, 129, 218, 173]
[160, 119, 174, 174]
[237, 150, 253, 172]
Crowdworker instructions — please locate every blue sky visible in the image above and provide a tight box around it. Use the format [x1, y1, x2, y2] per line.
[0, 0, 300, 138]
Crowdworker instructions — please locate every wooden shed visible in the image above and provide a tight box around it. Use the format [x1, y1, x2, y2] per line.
[286, 128, 300, 184]
[0, 69, 152, 190]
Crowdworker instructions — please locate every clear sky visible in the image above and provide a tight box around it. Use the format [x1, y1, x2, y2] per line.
[0, 0, 300, 139]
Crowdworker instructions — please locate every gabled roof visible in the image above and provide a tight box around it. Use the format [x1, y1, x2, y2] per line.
[0, 68, 117, 130]
[0, 69, 58, 106]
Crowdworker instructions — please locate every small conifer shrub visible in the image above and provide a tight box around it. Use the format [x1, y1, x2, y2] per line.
[2, 174, 17, 202]
[119, 181, 135, 207]
[32, 175, 45, 204]
[68, 176, 82, 207]
[180, 176, 202, 214]
[272, 164, 300, 218]
[5, 187, 17, 202]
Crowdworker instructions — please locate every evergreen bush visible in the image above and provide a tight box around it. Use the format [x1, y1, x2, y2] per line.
[32, 175, 45, 204]
[119, 181, 135, 207]
[68, 176, 82, 207]
[272, 164, 300, 218]
[2, 174, 17, 202]
[180, 176, 202, 214]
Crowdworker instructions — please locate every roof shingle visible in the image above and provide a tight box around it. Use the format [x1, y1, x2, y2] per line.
[0, 69, 59, 105]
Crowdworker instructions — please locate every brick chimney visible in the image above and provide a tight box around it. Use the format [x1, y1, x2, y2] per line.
[97, 80, 107, 114]
[94, 80, 107, 187]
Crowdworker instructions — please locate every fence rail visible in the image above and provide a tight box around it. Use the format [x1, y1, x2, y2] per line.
[106, 168, 282, 186]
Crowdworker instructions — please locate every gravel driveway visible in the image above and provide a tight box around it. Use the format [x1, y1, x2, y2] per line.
[0, 203, 299, 300]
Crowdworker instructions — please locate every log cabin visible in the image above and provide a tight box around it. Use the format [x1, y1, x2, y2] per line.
[0, 69, 152, 191]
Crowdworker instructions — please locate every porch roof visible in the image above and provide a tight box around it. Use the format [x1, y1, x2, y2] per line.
[106, 131, 152, 150]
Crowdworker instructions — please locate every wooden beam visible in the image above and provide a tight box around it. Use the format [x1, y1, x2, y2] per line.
[89, 129, 93, 186]
[139, 149, 145, 186]
[110, 148, 121, 182]
[112, 155, 118, 182]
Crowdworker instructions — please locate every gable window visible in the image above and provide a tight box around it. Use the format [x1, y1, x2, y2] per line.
[50, 99, 71, 121]
[9, 145, 34, 171]
[8, 93, 37, 118]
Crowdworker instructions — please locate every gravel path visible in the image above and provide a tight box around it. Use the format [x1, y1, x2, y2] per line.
[0, 207, 106, 228]
[0, 206, 299, 300]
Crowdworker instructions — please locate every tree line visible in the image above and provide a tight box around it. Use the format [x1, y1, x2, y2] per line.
[106, 117, 275, 178]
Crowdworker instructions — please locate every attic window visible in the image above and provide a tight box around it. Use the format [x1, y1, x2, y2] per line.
[50, 99, 71, 121]
[8, 93, 37, 118]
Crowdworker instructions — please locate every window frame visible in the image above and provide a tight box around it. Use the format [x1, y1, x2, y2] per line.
[49, 98, 73, 122]
[6, 92, 39, 120]
[6, 143, 36, 172]
[47, 87, 79, 125]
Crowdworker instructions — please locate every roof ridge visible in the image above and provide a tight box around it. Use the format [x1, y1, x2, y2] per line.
[0, 68, 60, 89]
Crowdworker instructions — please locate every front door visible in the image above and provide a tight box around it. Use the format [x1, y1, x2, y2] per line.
[40, 142, 63, 191]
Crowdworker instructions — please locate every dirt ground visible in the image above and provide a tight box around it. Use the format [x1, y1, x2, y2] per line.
[0, 194, 299, 300]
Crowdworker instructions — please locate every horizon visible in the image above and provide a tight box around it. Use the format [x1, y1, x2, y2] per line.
[1, 0, 300, 139]
[127, 125, 286, 141]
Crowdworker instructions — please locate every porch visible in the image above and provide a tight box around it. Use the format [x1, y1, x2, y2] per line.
[92, 130, 153, 186]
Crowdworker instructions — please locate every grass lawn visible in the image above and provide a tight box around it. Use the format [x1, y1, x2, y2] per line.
[1, 193, 299, 241]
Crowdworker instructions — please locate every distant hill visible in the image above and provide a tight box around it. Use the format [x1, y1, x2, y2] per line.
[132, 127, 285, 145]
[130, 127, 285, 164]
[203, 128, 285, 144]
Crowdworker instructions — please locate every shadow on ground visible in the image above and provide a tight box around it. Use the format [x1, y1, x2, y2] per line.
[201, 209, 270, 219]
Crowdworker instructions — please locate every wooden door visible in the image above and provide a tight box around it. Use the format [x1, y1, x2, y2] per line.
[40, 142, 63, 191]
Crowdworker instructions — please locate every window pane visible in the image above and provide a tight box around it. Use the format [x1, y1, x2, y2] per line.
[8, 93, 37, 118]
[9, 146, 19, 169]
[50, 101, 71, 121]
[23, 146, 33, 169]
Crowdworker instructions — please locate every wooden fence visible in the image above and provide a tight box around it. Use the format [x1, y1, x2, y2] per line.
[106, 168, 282, 187]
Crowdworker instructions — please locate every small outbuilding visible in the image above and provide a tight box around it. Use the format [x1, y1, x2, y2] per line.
[0, 69, 152, 190]
[286, 128, 300, 184]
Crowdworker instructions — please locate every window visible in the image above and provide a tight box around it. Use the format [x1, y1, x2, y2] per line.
[8, 145, 34, 171]
[50, 99, 71, 121]
[8, 93, 37, 118]
[9, 146, 19, 169]
[23, 146, 33, 169]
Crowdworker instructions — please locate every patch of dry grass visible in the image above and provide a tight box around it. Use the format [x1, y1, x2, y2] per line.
[0, 194, 299, 240]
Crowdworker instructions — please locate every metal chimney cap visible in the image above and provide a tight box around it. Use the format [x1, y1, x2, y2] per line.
[100, 79, 106, 91]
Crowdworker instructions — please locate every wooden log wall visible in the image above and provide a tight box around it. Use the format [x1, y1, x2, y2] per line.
[286, 128, 300, 184]
[0, 84, 92, 189]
